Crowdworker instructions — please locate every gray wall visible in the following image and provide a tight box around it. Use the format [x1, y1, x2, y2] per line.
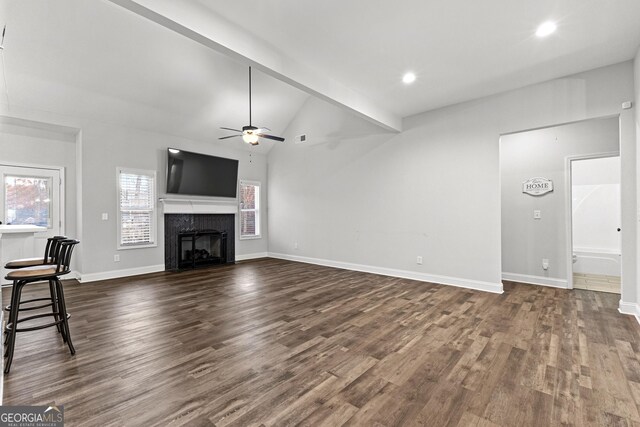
[500, 118, 619, 284]
[269, 61, 636, 299]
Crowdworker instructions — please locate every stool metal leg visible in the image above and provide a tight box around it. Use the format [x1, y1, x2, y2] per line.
[55, 279, 75, 355]
[4, 281, 25, 374]
[49, 279, 62, 335]
[4, 281, 20, 351]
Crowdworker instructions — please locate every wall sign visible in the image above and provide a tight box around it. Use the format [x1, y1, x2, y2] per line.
[522, 177, 553, 196]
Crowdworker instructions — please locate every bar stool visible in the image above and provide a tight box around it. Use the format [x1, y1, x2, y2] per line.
[4, 235, 67, 269]
[4, 239, 79, 373]
[4, 236, 68, 335]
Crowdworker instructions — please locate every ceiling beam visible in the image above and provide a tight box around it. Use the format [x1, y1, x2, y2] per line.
[107, 0, 402, 132]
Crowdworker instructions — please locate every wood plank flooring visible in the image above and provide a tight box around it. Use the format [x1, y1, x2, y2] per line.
[573, 272, 621, 294]
[3, 258, 640, 426]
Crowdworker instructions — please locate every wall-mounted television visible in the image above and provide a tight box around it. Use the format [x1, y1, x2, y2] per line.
[166, 148, 239, 198]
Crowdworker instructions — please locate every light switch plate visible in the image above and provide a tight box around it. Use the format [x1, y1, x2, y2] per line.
[534, 210, 541, 219]
[102, 213, 109, 220]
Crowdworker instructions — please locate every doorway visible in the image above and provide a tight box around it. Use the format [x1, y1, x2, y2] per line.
[569, 155, 621, 294]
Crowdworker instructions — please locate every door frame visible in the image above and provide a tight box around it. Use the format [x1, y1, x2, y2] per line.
[0, 161, 66, 237]
[564, 151, 619, 290]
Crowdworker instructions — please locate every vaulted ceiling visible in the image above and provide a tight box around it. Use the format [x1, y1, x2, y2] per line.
[0, 0, 309, 153]
[2, 0, 640, 150]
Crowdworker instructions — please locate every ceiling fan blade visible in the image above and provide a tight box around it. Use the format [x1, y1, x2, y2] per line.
[257, 133, 285, 142]
[219, 135, 241, 140]
[256, 127, 271, 133]
[220, 127, 242, 133]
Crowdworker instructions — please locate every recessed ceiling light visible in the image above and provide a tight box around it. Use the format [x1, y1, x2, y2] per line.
[402, 72, 416, 84]
[536, 21, 557, 38]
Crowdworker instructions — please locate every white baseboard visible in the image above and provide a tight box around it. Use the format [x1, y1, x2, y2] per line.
[74, 254, 506, 295]
[619, 301, 640, 325]
[236, 252, 269, 261]
[268, 252, 503, 294]
[502, 272, 568, 289]
[79, 264, 165, 283]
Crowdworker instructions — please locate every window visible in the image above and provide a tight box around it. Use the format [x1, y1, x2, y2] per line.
[1, 165, 62, 235]
[4, 175, 52, 227]
[117, 168, 156, 249]
[239, 181, 261, 239]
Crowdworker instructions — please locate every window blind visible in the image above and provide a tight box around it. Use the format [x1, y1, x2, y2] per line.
[119, 171, 155, 247]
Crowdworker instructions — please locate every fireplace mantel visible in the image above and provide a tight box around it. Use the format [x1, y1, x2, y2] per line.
[159, 198, 237, 214]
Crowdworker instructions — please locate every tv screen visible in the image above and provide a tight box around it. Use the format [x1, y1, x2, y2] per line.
[166, 148, 239, 198]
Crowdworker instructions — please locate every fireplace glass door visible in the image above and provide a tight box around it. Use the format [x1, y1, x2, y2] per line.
[178, 230, 227, 269]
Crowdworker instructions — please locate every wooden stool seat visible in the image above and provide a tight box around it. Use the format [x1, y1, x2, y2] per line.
[5, 257, 54, 268]
[6, 265, 58, 279]
[4, 235, 66, 270]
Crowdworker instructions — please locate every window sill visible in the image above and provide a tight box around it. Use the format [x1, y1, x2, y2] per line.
[239, 235, 262, 240]
[118, 243, 158, 250]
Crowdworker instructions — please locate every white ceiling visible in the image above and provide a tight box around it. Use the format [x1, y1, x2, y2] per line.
[2, 0, 640, 149]
[193, 0, 640, 118]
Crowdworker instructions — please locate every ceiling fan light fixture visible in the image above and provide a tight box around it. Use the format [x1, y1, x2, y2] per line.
[242, 131, 259, 144]
[219, 66, 285, 145]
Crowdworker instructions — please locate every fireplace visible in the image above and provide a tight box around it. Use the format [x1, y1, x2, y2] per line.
[164, 214, 235, 270]
[178, 230, 227, 269]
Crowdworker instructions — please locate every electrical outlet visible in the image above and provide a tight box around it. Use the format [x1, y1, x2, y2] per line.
[101, 213, 108, 220]
[294, 242, 298, 249]
[416, 256, 423, 265]
[542, 258, 549, 270]
[114, 254, 120, 262]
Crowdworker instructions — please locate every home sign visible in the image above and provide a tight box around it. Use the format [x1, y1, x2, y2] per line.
[522, 177, 553, 196]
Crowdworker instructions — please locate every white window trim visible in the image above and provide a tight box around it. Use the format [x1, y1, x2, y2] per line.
[0, 162, 66, 237]
[239, 180, 261, 240]
[117, 167, 157, 250]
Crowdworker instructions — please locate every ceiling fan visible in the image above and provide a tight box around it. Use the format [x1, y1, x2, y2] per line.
[219, 66, 285, 146]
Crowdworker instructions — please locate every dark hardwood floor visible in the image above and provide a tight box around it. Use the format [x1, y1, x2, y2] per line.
[3, 258, 640, 426]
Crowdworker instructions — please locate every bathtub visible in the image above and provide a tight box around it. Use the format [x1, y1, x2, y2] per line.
[572, 250, 621, 276]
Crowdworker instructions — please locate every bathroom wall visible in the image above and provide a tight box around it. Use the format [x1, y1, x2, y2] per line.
[572, 156, 621, 254]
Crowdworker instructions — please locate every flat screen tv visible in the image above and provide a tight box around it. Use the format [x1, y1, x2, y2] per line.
[166, 148, 239, 198]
